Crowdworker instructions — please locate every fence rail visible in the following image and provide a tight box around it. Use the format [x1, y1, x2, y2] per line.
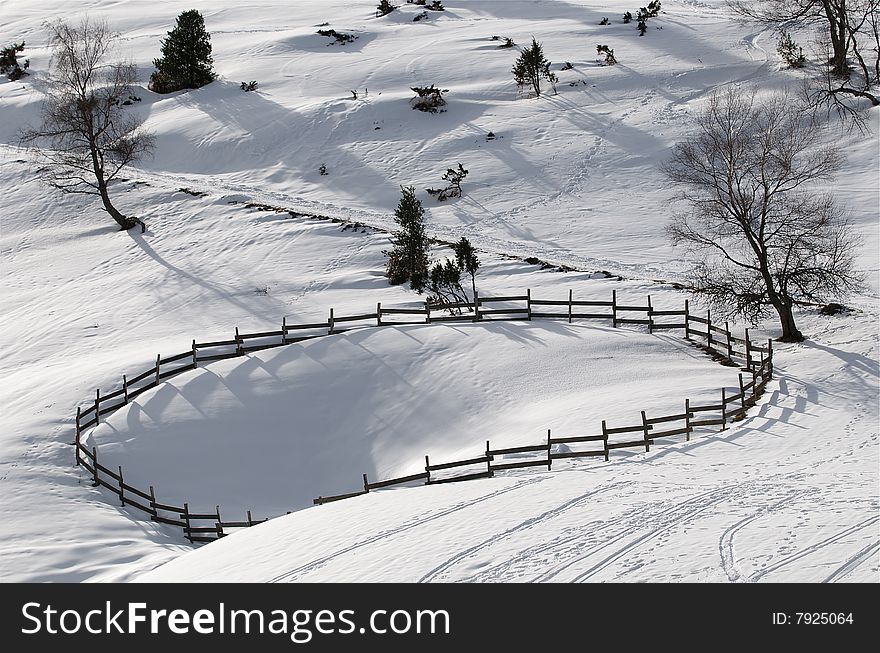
[74, 288, 774, 543]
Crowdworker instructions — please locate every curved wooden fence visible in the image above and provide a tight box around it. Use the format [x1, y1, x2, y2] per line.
[74, 289, 773, 543]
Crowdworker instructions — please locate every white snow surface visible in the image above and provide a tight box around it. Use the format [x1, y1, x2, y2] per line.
[0, 0, 877, 583]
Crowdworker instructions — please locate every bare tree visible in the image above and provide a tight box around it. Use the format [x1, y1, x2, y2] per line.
[662, 88, 862, 342]
[21, 18, 154, 231]
[803, 1, 880, 126]
[730, 1, 879, 114]
[729, 1, 851, 75]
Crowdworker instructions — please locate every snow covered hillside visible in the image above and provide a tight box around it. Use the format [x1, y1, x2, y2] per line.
[0, 0, 877, 583]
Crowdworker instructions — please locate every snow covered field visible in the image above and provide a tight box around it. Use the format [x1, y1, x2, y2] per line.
[0, 0, 877, 583]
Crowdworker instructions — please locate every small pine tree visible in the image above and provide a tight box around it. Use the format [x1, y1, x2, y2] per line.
[0, 42, 29, 81]
[428, 259, 468, 308]
[777, 30, 806, 68]
[426, 163, 468, 200]
[376, 0, 397, 17]
[512, 37, 558, 97]
[452, 237, 480, 302]
[385, 186, 430, 292]
[150, 10, 216, 93]
[597, 44, 617, 65]
[645, 1, 661, 17]
[623, 12, 633, 23]
[410, 84, 447, 112]
[637, 18, 647, 36]
[443, 163, 468, 194]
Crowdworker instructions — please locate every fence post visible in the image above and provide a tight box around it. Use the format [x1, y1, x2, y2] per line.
[485, 440, 491, 462]
[684, 299, 690, 339]
[149, 485, 156, 514]
[546, 429, 552, 470]
[685, 398, 691, 441]
[706, 310, 712, 348]
[362, 473, 370, 493]
[720, 388, 727, 430]
[192, 339, 197, 367]
[377, 302, 382, 327]
[640, 411, 650, 452]
[182, 503, 192, 542]
[282, 316, 287, 343]
[425, 455, 431, 484]
[328, 308, 334, 335]
[474, 290, 481, 322]
[738, 373, 746, 413]
[73, 409, 81, 463]
[425, 300, 431, 324]
[235, 328, 242, 355]
[611, 290, 618, 328]
[647, 295, 653, 334]
[767, 339, 774, 375]
[216, 505, 224, 538]
[95, 389, 101, 425]
[122, 375, 128, 404]
[118, 466, 125, 506]
[752, 367, 759, 401]
[527, 289, 532, 321]
[154, 354, 161, 383]
[744, 328, 752, 370]
[568, 289, 573, 324]
[91, 447, 99, 486]
[725, 322, 733, 359]
[247, 510, 254, 527]
[601, 420, 610, 461]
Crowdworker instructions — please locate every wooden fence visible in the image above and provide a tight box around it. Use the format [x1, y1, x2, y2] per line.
[73, 289, 774, 541]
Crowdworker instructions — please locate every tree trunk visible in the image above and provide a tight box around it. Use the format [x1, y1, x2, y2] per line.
[772, 299, 804, 342]
[98, 182, 137, 230]
[824, 0, 850, 77]
[757, 249, 803, 342]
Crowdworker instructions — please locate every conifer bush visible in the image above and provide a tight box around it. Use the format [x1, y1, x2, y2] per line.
[426, 163, 468, 200]
[777, 30, 806, 68]
[0, 42, 29, 81]
[376, 0, 397, 17]
[597, 44, 617, 65]
[512, 38, 557, 97]
[385, 186, 430, 291]
[150, 10, 215, 93]
[410, 84, 447, 112]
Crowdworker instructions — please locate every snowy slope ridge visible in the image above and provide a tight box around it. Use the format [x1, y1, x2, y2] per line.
[0, 0, 877, 583]
[78, 293, 770, 533]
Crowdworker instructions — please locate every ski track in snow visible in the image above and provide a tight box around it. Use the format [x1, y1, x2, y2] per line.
[268, 477, 545, 583]
[822, 540, 880, 583]
[417, 481, 626, 583]
[749, 515, 880, 582]
[718, 490, 814, 583]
